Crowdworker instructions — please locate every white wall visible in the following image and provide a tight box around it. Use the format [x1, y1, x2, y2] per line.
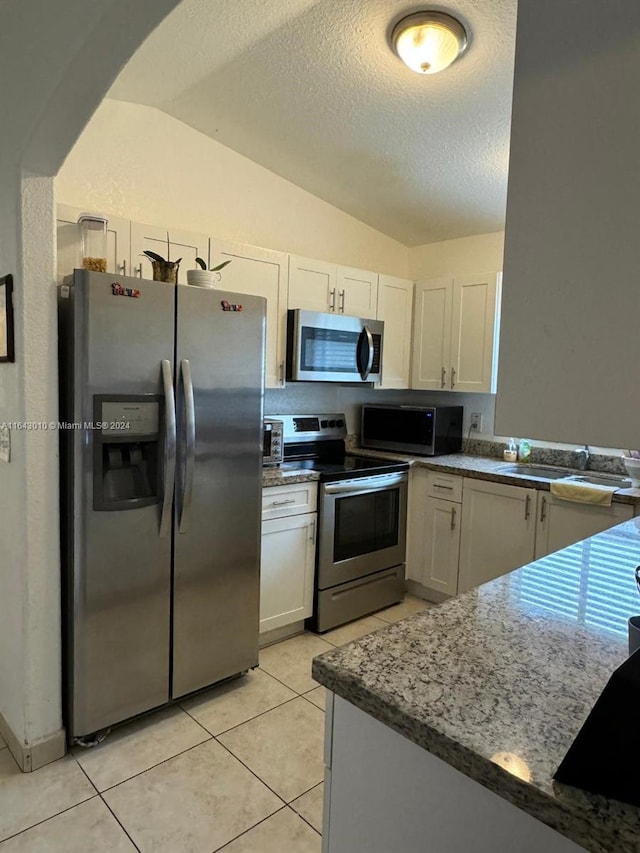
[0, 0, 181, 758]
[495, 0, 640, 450]
[56, 99, 409, 277]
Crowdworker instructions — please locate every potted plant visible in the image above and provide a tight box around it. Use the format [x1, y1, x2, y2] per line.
[142, 233, 182, 283]
[187, 256, 232, 288]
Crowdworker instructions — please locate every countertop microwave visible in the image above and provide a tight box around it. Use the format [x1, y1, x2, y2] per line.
[361, 404, 463, 456]
[286, 309, 384, 383]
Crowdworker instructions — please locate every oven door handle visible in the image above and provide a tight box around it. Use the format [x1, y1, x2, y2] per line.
[356, 325, 375, 380]
[323, 474, 407, 494]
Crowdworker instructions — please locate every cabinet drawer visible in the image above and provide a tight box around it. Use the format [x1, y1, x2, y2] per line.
[262, 482, 318, 519]
[426, 472, 463, 503]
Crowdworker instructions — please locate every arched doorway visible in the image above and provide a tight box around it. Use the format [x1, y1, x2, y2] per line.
[0, 0, 182, 770]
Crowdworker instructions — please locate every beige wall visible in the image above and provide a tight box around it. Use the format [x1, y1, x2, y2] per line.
[57, 99, 409, 278]
[408, 231, 504, 280]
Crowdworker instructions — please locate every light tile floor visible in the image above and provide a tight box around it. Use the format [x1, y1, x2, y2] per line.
[0, 595, 430, 852]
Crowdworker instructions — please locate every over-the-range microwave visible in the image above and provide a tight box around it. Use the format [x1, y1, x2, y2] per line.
[286, 309, 384, 383]
[361, 404, 463, 456]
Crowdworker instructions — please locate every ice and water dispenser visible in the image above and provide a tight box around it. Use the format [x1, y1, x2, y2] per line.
[93, 395, 162, 511]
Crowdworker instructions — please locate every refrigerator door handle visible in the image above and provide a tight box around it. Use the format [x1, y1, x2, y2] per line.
[160, 359, 177, 538]
[179, 358, 196, 534]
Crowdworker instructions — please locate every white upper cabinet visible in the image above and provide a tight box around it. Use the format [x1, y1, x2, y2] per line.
[376, 274, 414, 389]
[288, 255, 378, 318]
[130, 222, 208, 286]
[210, 239, 288, 388]
[56, 203, 131, 282]
[336, 266, 378, 317]
[450, 273, 500, 393]
[411, 272, 500, 393]
[288, 255, 337, 313]
[411, 277, 452, 390]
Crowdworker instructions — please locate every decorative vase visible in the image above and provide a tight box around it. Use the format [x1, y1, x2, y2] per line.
[186, 270, 221, 288]
[151, 260, 180, 284]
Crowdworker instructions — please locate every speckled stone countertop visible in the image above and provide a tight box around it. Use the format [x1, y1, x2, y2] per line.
[313, 518, 640, 852]
[261, 468, 320, 487]
[346, 448, 640, 505]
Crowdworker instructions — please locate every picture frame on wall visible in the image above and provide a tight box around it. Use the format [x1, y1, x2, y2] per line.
[0, 274, 15, 363]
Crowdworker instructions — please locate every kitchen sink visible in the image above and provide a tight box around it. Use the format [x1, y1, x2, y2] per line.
[499, 464, 574, 480]
[567, 473, 632, 489]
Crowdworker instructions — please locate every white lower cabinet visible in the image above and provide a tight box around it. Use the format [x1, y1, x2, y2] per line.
[534, 494, 633, 559]
[458, 479, 538, 594]
[407, 470, 461, 597]
[260, 483, 317, 634]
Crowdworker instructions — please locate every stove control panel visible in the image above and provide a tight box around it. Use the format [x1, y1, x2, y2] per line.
[267, 414, 347, 443]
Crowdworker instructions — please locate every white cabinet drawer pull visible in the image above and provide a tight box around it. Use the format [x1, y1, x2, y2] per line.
[434, 483, 454, 490]
[272, 498, 296, 506]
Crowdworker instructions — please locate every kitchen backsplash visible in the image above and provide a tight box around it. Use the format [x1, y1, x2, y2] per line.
[265, 385, 627, 466]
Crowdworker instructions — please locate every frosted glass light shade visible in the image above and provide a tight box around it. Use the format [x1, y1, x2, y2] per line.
[392, 11, 468, 75]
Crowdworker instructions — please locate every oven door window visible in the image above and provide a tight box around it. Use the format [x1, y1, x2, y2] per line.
[333, 488, 400, 562]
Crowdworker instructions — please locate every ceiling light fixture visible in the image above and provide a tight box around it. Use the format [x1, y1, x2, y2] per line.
[391, 10, 468, 75]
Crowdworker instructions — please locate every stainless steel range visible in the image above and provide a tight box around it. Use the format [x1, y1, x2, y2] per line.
[272, 414, 409, 632]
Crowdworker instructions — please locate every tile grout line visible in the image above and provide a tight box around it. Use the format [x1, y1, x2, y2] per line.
[212, 736, 291, 812]
[87, 734, 214, 795]
[74, 760, 142, 852]
[181, 694, 303, 739]
[0, 793, 98, 846]
[210, 804, 290, 853]
[256, 663, 324, 695]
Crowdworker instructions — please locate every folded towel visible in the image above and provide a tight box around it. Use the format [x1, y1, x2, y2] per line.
[550, 481, 616, 506]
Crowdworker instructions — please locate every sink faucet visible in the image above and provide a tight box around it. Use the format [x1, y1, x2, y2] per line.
[574, 444, 590, 471]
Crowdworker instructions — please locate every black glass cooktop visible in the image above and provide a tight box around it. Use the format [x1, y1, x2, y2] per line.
[280, 455, 409, 483]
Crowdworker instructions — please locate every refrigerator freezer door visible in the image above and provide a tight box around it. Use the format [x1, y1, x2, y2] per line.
[172, 287, 266, 698]
[61, 270, 175, 737]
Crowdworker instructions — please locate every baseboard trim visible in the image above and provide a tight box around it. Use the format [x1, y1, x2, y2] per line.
[405, 579, 451, 604]
[0, 710, 66, 772]
[259, 621, 305, 648]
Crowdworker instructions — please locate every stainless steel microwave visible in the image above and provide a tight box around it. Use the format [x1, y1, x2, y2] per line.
[361, 404, 463, 456]
[286, 309, 384, 383]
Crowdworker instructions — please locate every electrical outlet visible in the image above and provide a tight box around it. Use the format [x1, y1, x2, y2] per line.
[0, 424, 10, 463]
[470, 412, 483, 433]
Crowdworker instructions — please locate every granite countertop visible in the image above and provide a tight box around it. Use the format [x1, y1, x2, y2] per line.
[313, 518, 640, 852]
[261, 447, 640, 505]
[261, 467, 320, 487]
[346, 448, 640, 505]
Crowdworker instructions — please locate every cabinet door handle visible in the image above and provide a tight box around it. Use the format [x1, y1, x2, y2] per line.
[339, 289, 345, 313]
[329, 288, 336, 311]
[434, 483, 454, 491]
[309, 519, 316, 544]
[451, 367, 456, 388]
[272, 498, 296, 506]
[450, 506, 456, 530]
[134, 263, 142, 277]
[441, 366, 446, 389]
[540, 495, 547, 523]
[524, 494, 531, 520]
[118, 260, 127, 276]
[279, 361, 285, 386]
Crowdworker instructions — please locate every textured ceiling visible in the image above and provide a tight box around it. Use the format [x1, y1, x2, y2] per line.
[110, 0, 517, 246]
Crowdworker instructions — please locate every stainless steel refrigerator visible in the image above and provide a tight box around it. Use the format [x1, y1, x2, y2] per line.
[58, 269, 266, 741]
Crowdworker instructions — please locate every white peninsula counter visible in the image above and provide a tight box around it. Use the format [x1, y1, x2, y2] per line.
[313, 519, 640, 853]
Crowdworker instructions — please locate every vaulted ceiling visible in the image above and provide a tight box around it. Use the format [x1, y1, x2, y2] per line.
[110, 0, 517, 246]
